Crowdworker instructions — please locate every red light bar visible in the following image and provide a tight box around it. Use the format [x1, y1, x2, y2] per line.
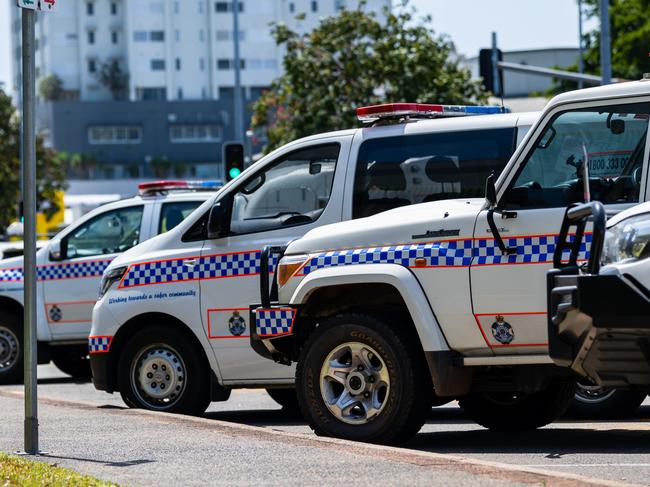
[138, 180, 223, 196]
[357, 103, 504, 123]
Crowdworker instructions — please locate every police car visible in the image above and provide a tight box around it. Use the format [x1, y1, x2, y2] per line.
[0, 181, 219, 383]
[250, 79, 650, 444]
[90, 105, 537, 414]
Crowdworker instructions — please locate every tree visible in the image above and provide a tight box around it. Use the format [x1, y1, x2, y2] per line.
[96, 59, 129, 100]
[252, 1, 486, 152]
[38, 74, 64, 101]
[0, 89, 67, 231]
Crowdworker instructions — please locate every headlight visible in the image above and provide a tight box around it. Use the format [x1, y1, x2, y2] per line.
[277, 254, 309, 287]
[98, 266, 127, 299]
[602, 214, 650, 265]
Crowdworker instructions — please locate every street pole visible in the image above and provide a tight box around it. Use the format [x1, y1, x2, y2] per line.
[232, 0, 244, 143]
[578, 0, 584, 89]
[599, 0, 612, 84]
[491, 32, 501, 98]
[21, 5, 39, 455]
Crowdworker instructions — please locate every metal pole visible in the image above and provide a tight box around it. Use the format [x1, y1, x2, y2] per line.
[599, 0, 612, 84]
[578, 0, 584, 89]
[21, 6, 39, 455]
[491, 32, 501, 98]
[232, 0, 244, 143]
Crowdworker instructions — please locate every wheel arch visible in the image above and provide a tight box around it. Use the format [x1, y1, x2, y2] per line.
[0, 296, 23, 321]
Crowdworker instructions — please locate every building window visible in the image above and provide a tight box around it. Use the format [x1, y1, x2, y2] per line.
[199, 30, 204, 42]
[199, 58, 205, 71]
[175, 30, 180, 41]
[88, 59, 97, 73]
[174, 1, 179, 13]
[133, 31, 147, 42]
[87, 30, 95, 44]
[151, 59, 166, 71]
[217, 59, 245, 70]
[216, 30, 245, 41]
[150, 31, 165, 42]
[110, 1, 118, 14]
[111, 31, 118, 44]
[169, 125, 222, 143]
[248, 58, 278, 70]
[199, 2, 203, 13]
[136, 87, 166, 100]
[334, 0, 344, 10]
[86, 1, 94, 15]
[175, 58, 181, 70]
[215, 1, 243, 13]
[311, 1, 318, 12]
[177, 87, 183, 100]
[289, 2, 295, 13]
[201, 87, 207, 99]
[88, 126, 143, 145]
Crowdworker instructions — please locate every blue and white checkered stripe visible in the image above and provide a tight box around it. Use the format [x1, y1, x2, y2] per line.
[302, 240, 475, 275]
[88, 336, 112, 354]
[0, 260, 112, 283]
[120, 251, 278, 288]
[256, 308, 295, 337]
[474, 234, 591, 265]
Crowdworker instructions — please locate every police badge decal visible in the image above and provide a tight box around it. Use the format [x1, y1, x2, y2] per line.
[228, 311, 247, 336]
[491, 315, 514, 344]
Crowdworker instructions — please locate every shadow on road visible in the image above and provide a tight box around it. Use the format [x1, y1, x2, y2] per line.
[41, 453, 155, 468]
[36, 377, 91, 386]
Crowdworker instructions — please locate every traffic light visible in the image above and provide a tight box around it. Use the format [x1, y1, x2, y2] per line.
[479, 48, 504, 97]
[223, 142, 244, 182]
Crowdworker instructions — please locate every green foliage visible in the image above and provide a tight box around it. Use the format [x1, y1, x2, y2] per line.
[252, 1, 486, 152]
[0, 89, 67, 230]
[96, 59, 129, 100]
[38, 74, 64, 101]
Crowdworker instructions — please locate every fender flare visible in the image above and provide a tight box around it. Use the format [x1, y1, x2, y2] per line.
[289, 264, 450, 352]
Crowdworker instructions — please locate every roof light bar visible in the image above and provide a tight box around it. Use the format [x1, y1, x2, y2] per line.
[356, 103, 506, 123]
[138, 180, 223, 196]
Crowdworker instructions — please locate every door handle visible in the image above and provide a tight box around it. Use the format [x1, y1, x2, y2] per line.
[183, 259, 198, 267]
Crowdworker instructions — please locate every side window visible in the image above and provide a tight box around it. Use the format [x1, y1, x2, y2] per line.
[159, 201, 202, 234]
[64, 206, 144, 258]
[504, 103, 650, 210]
[230, 144, 340, 235]
[353, 128, 516, 219]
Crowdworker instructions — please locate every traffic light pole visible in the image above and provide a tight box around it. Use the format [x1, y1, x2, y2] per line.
[232, 0, 244, 143]
[21, 5, 39, 455]
[599, 0, 612, 84]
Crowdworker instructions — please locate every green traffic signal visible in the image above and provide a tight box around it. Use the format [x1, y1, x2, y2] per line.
[229, 167, 241, 179]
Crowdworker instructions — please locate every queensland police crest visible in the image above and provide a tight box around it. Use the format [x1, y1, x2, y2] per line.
[228, 311, 247, 336]
[49, 305, 62, 322]
[491, 315, 514, 344]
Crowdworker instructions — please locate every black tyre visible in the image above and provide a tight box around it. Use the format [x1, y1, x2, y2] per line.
[118, 326, 210, 415]
[296, 313, 431, 445]
[568, 381, 646, 418]
[460, 382, 576, 431]
[51, 349, 91, 379]
[0, 312, 22, 385]
[266, 388, 300, 411]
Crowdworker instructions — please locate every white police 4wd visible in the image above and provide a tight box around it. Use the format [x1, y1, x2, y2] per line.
[251, 80, 650, 444]
[0, 181, 216, 383]
[90, 104, 536, 414]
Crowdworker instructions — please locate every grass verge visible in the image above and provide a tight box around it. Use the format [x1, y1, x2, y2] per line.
[0, 452, 116, 486]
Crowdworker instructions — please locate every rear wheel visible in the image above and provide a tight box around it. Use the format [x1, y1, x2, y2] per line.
[266, 388, 300, 411]
[460, 382, 576, 431]
[0, 312, 22, 385]
[51, 348, 91, 379]
[568, 381, 646, 418]
[118, 326, 210, 415]
[296, 313, 431, 445]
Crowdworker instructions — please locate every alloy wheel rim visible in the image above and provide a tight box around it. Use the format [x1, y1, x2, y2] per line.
[0, 326, 19, 372]
[319, 341, 390, 425]
[131, 344, 187, 410]
[574, 381, 616, 404]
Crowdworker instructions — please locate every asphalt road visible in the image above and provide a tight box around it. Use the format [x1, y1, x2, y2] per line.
[2, 364, 650, 486]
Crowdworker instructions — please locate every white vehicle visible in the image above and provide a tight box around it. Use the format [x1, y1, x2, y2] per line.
[548, 200, 650, 414]
[250, 79, 650, 444]
[0, 181, 218, 383]
[89, 105, 537, 414]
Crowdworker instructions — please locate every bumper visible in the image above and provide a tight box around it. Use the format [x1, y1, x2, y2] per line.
[548, 270, 650, 387]
[90, 351, 115, 392]
[249, 305, 298, 365]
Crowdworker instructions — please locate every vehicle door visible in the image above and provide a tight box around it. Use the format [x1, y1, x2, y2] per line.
[200, 139, 350, 383]
[470, 100, 650, 354]
[44, 203, 149, 339]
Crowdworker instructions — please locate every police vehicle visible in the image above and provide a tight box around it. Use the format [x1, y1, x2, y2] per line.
[250, 79, 650, 444]
[548, 200, 650, 415]
[90, 106, 537, 413]
[0, 181, 218, 383]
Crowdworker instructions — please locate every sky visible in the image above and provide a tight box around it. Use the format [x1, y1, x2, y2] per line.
[0, 0, 593, 93]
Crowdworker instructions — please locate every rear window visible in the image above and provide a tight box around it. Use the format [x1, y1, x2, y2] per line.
[352, 128, 517, 219]
[159, 201, 203, 234]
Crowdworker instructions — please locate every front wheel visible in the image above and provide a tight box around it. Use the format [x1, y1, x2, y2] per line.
[568, 381, 646, 418]
[118, 326, 210, 415]
[0, 312, 23, 385]
[296, 313, 431, 445]
[460, 382, 576, 431]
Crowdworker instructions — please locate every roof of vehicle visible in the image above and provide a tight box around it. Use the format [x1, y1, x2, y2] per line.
[549, 79, 650, 109]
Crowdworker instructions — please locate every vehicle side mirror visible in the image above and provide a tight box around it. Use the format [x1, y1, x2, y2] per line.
[485, 173, 497, 208]
[207, 199, 231, 239]
[49, 239, 64, 261]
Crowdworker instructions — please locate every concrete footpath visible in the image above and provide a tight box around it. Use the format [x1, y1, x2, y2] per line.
[0, 390, 637, 487]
